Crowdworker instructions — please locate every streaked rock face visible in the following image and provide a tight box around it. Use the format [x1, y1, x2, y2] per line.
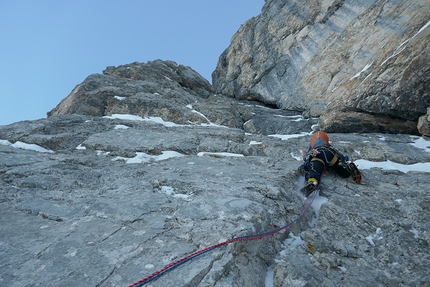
[213, 0, 430, 135]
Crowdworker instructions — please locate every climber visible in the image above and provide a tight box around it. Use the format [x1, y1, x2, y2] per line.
[299, 131, 362, 197]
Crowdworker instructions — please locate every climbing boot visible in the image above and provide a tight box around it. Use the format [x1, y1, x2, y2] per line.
[301, 178, 318, 197]
[346, 162, 363, 184]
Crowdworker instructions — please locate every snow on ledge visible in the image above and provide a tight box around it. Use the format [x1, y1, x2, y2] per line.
[103, 113, 230, 128]
[268, 132, 312, 140]
[103, 114, 180, 127]
[354, 159, 430, 173]
[197, 152, 244, 157]
[0, 139, 54, 153]
[112, 151, 185, 163]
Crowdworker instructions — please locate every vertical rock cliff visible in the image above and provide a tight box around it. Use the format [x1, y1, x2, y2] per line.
[213, 0, 430, 135]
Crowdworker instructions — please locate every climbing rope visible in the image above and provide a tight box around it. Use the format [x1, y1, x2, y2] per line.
[128, 190, 318, 287]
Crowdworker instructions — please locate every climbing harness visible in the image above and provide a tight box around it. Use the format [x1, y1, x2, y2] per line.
[128, 191, 318, 287]
[301, 145, 363, 185]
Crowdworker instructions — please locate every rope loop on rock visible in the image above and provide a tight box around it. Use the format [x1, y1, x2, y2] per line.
[128, 191, 317, 287]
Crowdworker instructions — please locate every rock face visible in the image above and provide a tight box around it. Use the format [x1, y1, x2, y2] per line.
[1, 60, 430, 286]
[48, 60, 214, 122]
[418, 107, 430, 138]
[212, 0, 430, 135]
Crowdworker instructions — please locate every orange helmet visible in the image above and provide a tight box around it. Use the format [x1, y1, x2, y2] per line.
[310, 131, 330, 148]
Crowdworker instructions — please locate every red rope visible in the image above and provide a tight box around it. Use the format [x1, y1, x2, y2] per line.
[128, 191, 317, 287]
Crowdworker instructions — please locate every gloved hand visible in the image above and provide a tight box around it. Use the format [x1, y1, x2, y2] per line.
[299, 163, 310, 172]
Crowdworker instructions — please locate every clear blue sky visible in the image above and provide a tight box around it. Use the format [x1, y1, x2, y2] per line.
[0, 1, 263, 126]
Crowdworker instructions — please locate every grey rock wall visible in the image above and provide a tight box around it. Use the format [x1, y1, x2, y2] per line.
[1, 113, 429, 286]
[418, 107, 430, 138]
[213, 0, 430, 135]
[1, 7, 430, 284]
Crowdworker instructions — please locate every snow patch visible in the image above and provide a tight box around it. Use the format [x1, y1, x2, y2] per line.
[269, 132, 312, 140]
[265, 265, 274, 287]
[186, 105, 230, 128]
[381, 21, 430, 66]
[76, 144, 86, 150]
[197, 152, 244, 157]
[283, 232, 305, 249]
[249, 141, 262, 145]
[144, 264, 154, 269]
[114, 124, 129, 130]
[274, 115, 304, 122]
[409, 228, 419, 239]
[354, 159, 430, 173]
[113, 151, 184, 164]
[366, 228, 383, 246]
[350, 62, 373, 80]
[290, 152, 302, 161]
[410, 136, 430, 153]
[103, 114, 180, 127]
[0, 140, 54, 153]
[338, 266, 347, 272]
[0, 140, 11, 146]
[309, 192, 328, 228]
[160, 186, 192, 201]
